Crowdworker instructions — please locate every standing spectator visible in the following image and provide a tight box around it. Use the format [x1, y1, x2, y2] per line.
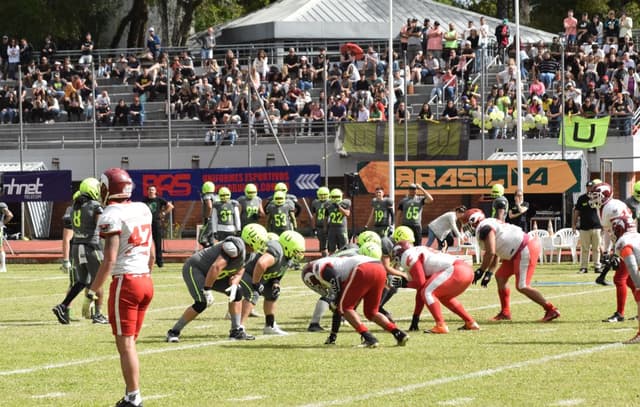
[84, 168, 154, 407]
[0, 201, 13, 272]
[199, 27, 216, 67]
[19, 38, 33, 69]
[283, 48, 300, 79]
[365, 186, 395, 238]
[52, 178, 106, 324]
[573, 180, 603, 274]
[144, 185, 174, 268]
[145, 28, 161, 61]
[427, 22, 445, 60]
[604, 10, 619, 45]
[610, 91, 633, 136]
[619, 12, 633, 51]
[592, 14, 604, 46]
[563, 9, 578, 46]
[6, 38, 20, 80]
[425, 206, 466, 251]
[79, 33, 94, 69]
[407, 18, 423, 64]
[462, 209, 560, 322]
[41, 35, 56, 60]
[443, 22, 459, 66]
[495, 19, 510, 64]
[399, 18, 410, 56]
[577, 12, 591, 45]
[507, 189, 529, 231]
[397, 183, 434, 245]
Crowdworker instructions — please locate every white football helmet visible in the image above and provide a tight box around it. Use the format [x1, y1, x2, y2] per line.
[588, 182, 612, 208]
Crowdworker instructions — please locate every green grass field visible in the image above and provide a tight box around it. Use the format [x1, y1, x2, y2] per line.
[2, 263, 640, 407]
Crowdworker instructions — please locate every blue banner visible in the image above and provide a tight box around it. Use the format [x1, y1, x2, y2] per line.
[1, 170, 72, 202]
[128, 165, 322, 201]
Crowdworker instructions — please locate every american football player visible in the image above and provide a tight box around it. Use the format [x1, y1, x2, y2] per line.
[612, 217, 640, 343]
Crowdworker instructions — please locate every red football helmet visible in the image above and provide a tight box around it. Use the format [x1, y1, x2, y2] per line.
[462, 208, 486, 228]
[301, 262, 331, 297]
[611, 216, 634, 239]
[100, 167, 133, 203]
[588, 182, 612, 208]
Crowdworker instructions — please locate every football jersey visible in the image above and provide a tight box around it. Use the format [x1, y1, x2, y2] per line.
[371, 197, 394, 227]
[398, 196, 426, 226]
[615, 231, 640, 287]
[311, 198, 328, 227]
[72, 196, 103, 245]
[325, 199, 352, 230]
[313, 255, 377, 283]
[246, 240, 290, 281]
[398, 246, 457, 276]
[624, 196, 640, 222]
[237, 195, 262, 226]
[212, 200, 241, 232]
[265, 200, 296, 232]
[190, 236, 246, 280]
[201, 192, 218, 223]
[62, 205, 73, 230]
[601, 198, 633, 230]
[476, 217, 525, 260]
[98, 202, 153, 275]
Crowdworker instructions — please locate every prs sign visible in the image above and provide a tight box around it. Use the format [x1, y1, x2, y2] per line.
[357, 160, 578, 195]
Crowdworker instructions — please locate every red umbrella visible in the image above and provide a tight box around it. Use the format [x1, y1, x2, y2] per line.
[340, 42, 364, 60]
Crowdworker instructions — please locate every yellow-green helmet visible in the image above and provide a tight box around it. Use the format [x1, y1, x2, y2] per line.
[202, 181, 215, 194]
[358, 230, 382, 247]
[330, 188, 343, 203]
[72, 190, 81, 200]
[634, 181, 640, 200]
[245, 183, 258, 199]
[275, 182, 288, 193]
[79, 177, 101, 201]
[279, 230, 306, 261]
[317, 186, 330, 201]
[393, 225, 415, 243]
[218, 187, 231, 202]
[490, 184, 504, 198]
[241, 223, 268, 253]
[266, 232, 279, 241]
[359, 241, 382, 260]
[273, 190, 286, 205]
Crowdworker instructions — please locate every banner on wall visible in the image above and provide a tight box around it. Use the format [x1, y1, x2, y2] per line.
[1, 170, 72, 202]
[357, 160, 579, 195]
[128, 165, 321, 201]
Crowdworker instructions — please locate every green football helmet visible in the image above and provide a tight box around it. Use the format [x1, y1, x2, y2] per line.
[490, 184, 505, 198]
[275, 182, 288, 193]
[218, 187, 231, 202]
[266, 232, 280, 241]
[79, 177, 101, 201]
[202, 181, 215, 194]
[245, 183, 258, 199]
[330, 188, 343, 203]
[392, 225, 415, 243]
[359, 241, 382, 260]
[358, 230, 382, 247]
[241, 223, 268, 253]
[279, 230, 306, 261]
[634, 181, 640, 200]
[273, 190, 286, 205]
[317, 186, 330, 201]
[72, 190, 81, 201]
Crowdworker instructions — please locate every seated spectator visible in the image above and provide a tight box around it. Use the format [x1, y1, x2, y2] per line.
[112, 54, 128, 83]
[215, 93, 233, 122]
[298, 62, 313, 91]
[329, 96, 347, 122]
[180, 51, 196, 78]
[78, 33, 94, 69]
[442, 68, 457, 101]
[253, 49, 269, 81]
[38, 56, 52, 79]
[580, 96, 599, 118]
[546, 95, 563, 137]
[31, 94, 46, 123]
[129, 94, 144, 126]
[280, 102, 300, 135]
[66, 92, 84, 122]
[1, 91, 18, 124]
[199, 92, 216, 123]
[418, 102, 434, 120]
[205, 116, 220, 145]
[395, 101, 408, 123]
[31, 73, 48, 98]
[564, 97, 580, 115]
[41, 35, 56, 61]
[312, 48, 328, 83]
[442, 99, 459, 121]
[218, 113, 238, 145]
[98, 58, 113, 79]
[529, 76, 546, 97]
[113, 99, 130, 126]
[134, 68, 154, 100]
[95, 91, 112, 126]
[283, 48, 300, 79]
[223, 49, 239, 78]
[309, 101, 324, 134]
[369, 100, 386, 122]
[49, 72, 66, 99]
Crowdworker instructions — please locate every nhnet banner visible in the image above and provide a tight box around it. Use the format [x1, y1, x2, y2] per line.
[1, 171, 72, 202]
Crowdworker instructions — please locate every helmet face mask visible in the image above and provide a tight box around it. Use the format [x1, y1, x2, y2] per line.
[358, 230, 382, 247]
[100, 168, 133, 204]
[275, 182, 288, 193]
[588, 183, 612, 208]
[279, 230, 306, 262]
[273, 190, 286, 205]
[490, 184, 504, 198]
[330, 188, 343, 203]
[462, 208, 486, 229]
[317, 186, 330, 201]
[218, 187, 231, 202]
[241, 223, 268, 253]
[245, 183, 257, 199]
[612, 216, 634, 240]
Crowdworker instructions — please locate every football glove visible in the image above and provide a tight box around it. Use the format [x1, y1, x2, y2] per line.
[202, 288, 214, 306]
[82, 289, 98, 319]
[480, 271, 493, 288]
[473, 268, 484, 285]
[60, 260, 72, 274]
[252, 282, 264, 295]
[610, 254, 621, 270]
[224, 284, 239, 303]
[271, 281, 281, 298]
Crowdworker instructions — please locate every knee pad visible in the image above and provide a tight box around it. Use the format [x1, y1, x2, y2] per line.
[192, 301, 208, 313]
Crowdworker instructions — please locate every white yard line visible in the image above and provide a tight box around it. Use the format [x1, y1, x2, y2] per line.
[437, 397, 474, 406]
[227, 395, 266, 401]
[551, 399, 585, 406]
[296, 343, 621, 407]
[31, 392, 66, 399]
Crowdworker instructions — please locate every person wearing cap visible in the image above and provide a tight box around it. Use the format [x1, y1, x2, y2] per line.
[572, 180, 603, 274]
[397, 183, 434, 246]
[146, 27, 161, 60]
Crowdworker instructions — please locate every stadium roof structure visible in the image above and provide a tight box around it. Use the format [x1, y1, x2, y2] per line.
[216, 0, 555, 45]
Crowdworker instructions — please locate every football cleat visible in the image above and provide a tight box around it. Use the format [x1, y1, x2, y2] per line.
[577, 268, 588, 274]
[602, 312, 624, 322]
[393, 330, 409, 346]
[623, 332, 640, 345]
[458, 321, 481, 331]
[540, 308, 560, 322]
[166, 329, 180, 343]
[357, 334, 379, 348]
[307, 323, 325, 332]
[52, 304, 70, 325]
[229, 327, 256, 340]
[424, 323, 449, 334]
[263, 324, 288, 335]
[490, 312, 512, 321]
[324, 333, 337, 345]
[92, 313, 109, 324]
[115, 397, 143, 407]
[595, 275, 612, 286]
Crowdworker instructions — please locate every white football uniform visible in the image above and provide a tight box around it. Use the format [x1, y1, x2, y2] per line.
[615, 231, 640, 288]
[475, 218, 526, 260]
[398, 246, 457, 276]
[311, 255, 376, 284]
[600, 198, 634, 251]
[98, 202, 153, 276]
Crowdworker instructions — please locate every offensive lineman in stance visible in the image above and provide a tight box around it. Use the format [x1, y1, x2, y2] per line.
[166, 223, 269, 342]
[84, 168, 154, 407]
[612, 217, 640, 344]
[462, 208, 560, 322]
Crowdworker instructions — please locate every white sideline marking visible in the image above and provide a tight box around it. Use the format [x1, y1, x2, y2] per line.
[0, 333, 296, 377]
[145, 394, 170, 401]
[552, 399, 585, 406]
[296, 343, 621, 407]
[438, 397, 473, 406]
[228, 395, 265, 401]
[31, 392, 65, 399]
[193, 324, 214, 329]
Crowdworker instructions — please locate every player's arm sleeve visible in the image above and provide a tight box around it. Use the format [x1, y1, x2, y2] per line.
[211, 207, 219, 233]
[233, 204, 241, 231]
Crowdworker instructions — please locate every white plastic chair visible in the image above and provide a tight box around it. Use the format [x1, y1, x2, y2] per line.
[550, 228, 579, 263]
[459, 231, 481, 264]
[527, 229, 550, 264]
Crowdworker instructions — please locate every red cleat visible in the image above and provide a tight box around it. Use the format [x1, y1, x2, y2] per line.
[490, 312, 512, 321]
[540, 308, 560, 322]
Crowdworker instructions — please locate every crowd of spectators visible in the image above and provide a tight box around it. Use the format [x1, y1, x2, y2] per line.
[0, 10, 638, 141]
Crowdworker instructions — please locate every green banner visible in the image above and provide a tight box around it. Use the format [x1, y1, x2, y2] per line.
[559, 115, 611, 148]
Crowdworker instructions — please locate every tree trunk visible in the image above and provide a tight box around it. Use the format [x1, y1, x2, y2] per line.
[110, 0, 149, 48]
[520, 0, 530, 25]
[159, 0, 170, 47]
[172, 0, 203, 46]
